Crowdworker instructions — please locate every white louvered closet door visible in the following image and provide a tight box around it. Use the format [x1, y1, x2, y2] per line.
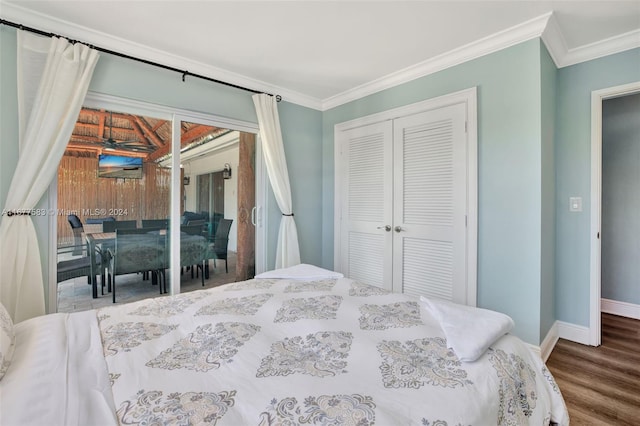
[392, 103, 467, 303]
[339, 121, 393, 290]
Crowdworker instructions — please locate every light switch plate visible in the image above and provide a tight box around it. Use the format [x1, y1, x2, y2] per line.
[569, 196, 582, 212]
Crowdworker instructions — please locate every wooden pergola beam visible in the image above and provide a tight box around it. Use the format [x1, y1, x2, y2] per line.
[65, 142, 148, 158]
[181, 125, 218, 145]
[133, 116, 165, 147]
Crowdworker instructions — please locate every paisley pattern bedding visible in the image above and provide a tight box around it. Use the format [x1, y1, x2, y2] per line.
[96, 277, 569, 425]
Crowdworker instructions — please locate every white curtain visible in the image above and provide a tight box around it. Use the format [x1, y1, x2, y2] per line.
[252, 94, 301, 269]
[0, 31, 99, 322]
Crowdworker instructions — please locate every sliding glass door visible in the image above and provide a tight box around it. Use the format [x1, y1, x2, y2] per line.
[51, 93, 265, 312]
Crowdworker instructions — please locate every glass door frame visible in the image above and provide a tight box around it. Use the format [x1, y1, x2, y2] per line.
[48, 92, 267, 310]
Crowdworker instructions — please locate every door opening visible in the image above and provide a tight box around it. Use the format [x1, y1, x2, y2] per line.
[589, 81, 640, 346]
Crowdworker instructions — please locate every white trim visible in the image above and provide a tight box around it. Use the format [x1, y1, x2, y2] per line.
[526, 344, 542, 358]
[527, 322, 560, 362]
[83, 93, 259, 134]
[465, 88, 478, 306]
[254, 134, 268, 275]
[334, 87, 478, 304]
[0, 2, 321, 111]
[170, 114, 182, 295]
[335, 88, 478, 131]
[323, 13, 552, 110]
[557, 321, 591, 346]
[560, 29, 640, 68]
[540, 12, 569, 67]
[590, 81, 640, 346]
[601, 298, 640, 321]
[540, 321, 560, 362]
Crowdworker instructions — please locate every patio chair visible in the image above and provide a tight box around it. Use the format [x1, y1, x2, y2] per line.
[108, 228, 165, 303]
[57, 242, 101, 298]
[67, 214, 84, 255]
[180, 224, 208, 281]
[206, 218, 233, 275]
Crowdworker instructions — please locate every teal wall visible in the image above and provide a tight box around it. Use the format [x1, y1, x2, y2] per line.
[0, 27, 324, 310]
[555, 48, 640, 327]
[323, 39, 545, 344]
[0, 27, 19, 222]
[540, 41, 557, 339]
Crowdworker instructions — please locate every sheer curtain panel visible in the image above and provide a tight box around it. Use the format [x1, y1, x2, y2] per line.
[0, 31, 99, 322]
[252, 94, 301, 269]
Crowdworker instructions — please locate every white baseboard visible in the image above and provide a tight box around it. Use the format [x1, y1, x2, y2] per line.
[601, 298, 640, 320]
[540, 322, 560, 362]
[525, 322, 560, 362]
[557, 320, 591, 345]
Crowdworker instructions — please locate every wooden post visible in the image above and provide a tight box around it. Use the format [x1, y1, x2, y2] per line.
[236, 132, 256, 281]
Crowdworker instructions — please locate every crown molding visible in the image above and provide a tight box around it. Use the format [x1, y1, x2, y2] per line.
[323, 11, 640, 110]
[0, 1, 323, 111]
[542, 12, 640, 68]
[540, 12, 569, 67]
[321, 12, 553, 110]
[560, 29, 640, 68]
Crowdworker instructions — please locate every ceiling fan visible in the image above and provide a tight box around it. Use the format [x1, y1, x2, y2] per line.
[100, 110, 156, 153]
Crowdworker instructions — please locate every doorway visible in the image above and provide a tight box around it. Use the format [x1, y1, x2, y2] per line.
[589, 81, 640, 346]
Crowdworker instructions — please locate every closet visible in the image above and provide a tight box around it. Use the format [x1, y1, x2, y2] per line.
[334, 90, 477, 305]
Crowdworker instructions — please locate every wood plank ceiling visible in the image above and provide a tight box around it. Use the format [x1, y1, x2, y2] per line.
[66, 108, 227, 161]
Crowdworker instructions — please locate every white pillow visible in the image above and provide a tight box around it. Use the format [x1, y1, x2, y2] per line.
[0, 302, 15, 380]
[421, 296, 514, 362]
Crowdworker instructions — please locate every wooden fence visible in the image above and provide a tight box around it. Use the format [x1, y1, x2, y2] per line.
[57, 155, 171, 245]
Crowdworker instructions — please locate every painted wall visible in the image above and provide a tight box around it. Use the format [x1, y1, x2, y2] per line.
[184, 145, 240, 253]
[0, 27, 18, 209]
[555, 48, 640, 327]
[601, 93, 640, 305]
[0, 27, 324, 311]
[276, 101, 324, 270]
[323, 39, 546, 344]
[540, 42, 557, 340]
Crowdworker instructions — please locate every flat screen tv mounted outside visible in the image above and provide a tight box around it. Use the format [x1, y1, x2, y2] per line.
[98, 154, 143, 179]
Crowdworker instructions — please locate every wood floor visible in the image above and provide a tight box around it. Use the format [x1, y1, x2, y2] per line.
[546, 313, 640, 425]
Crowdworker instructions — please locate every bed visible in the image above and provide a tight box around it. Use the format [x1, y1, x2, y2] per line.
[0, 265, 568, 425]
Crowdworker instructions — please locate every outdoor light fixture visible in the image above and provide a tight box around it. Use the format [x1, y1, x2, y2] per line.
[183, 176, 190, 185]
[223, 163, 232, 180]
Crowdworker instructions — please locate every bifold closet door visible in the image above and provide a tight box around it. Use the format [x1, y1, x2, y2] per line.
[339, 121, 393, 290]
[392, 103, 467, 302]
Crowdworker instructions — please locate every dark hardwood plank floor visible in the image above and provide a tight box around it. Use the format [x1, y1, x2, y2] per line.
[546, 313, 640, 425]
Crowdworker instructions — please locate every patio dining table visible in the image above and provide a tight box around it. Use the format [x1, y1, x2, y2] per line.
[86, 230, 208, 299]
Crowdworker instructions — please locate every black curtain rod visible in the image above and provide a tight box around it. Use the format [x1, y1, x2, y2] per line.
[0, 18, 282, 102]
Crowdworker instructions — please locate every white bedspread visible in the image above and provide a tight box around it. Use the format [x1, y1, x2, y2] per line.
[99, 277, 568, 425]
[1, 277, 569, 425]
[0, 311, 116, 426]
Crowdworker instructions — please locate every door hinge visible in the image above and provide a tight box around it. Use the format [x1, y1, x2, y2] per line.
[464, 121, 468, 133]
